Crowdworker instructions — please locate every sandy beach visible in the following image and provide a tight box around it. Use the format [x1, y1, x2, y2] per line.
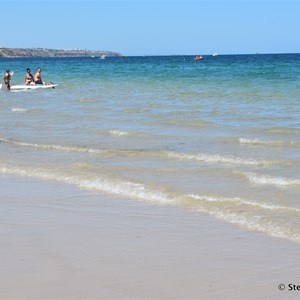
[1, 174, 300, 300]
[1, 0, 300, 297]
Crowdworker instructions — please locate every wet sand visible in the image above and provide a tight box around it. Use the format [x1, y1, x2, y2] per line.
[1, 174, 300, 300]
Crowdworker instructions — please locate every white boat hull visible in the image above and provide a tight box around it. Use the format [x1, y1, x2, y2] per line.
[10, 84, 57, 90]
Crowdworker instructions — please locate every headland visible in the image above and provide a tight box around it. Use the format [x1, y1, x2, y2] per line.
[0, 47, 123, 58]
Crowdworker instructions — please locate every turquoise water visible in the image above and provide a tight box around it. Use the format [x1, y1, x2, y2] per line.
[1, 54, 300, 243]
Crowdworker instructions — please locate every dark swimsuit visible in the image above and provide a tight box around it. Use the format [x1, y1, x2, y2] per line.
[4, 76, 10, 85]
[25, 74, 34, 84]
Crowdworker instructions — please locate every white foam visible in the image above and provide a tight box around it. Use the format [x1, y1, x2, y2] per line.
[239, 137, 299, 147]
[244, 172, 300, 187]
[166, 151, 270, 166]
[185, 194, 300, 243]
[11, 108, 30, 112]
[0, 165, 171, 205]
[0, 137, 283, 167]
[2, 163, 300, 243]
[109, 130, 129, 137]
[187, 194, 300, 213]
[0, 138, 106, 155]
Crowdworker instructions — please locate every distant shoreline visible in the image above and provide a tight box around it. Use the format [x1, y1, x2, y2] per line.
[0, 49, 299, 58]
[0, 47, 123, 58]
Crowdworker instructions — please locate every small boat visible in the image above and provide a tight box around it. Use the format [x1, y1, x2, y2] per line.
[9, 84, 58, 91]
[100, 55, 106, 59]
[194, 55, 203, 61]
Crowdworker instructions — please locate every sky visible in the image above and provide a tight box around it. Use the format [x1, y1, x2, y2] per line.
[1, 0, 299, 56]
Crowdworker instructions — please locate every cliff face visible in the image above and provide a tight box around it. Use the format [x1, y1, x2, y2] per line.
[0, 48, 123, 58]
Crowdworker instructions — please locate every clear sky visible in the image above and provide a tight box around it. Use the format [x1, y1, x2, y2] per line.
[1, 0, 299, 56]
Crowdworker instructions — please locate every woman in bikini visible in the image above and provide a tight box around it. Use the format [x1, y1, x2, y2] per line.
[24, 68, 35, 85]
[2, 69, 11, 90]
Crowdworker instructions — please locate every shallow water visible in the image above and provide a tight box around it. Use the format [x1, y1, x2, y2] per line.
[1, 54, 300, 243]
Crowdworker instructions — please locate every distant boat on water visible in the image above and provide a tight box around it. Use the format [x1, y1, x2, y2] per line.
[194, 55, 203, 61]
[100, 55, 106, 59]
[212, 53, 219, 56]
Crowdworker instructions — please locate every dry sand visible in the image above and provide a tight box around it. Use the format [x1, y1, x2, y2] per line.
[1, 174, 300, 299]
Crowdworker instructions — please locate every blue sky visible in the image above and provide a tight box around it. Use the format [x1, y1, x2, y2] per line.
[1, 0, 299, 55]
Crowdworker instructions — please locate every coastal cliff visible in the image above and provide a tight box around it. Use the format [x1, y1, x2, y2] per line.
[0, 48, 123, 58]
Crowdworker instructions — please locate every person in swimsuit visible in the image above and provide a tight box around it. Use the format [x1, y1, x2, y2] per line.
[2, 69, 11, 90]
[24, 68, 35, 85]
[34, 68, 45, 85]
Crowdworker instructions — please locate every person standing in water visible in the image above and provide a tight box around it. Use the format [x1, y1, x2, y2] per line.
[2, 69, 11, 90]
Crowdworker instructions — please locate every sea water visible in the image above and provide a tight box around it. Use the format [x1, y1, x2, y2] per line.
[1, 54, 300, 243]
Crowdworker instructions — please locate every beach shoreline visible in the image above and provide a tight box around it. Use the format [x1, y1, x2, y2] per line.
[1, 174, 300, 300]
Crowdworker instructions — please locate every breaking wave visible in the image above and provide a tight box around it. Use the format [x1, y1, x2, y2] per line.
[1, 163, 300, 244]
[166, 151, 273, 166]
[0, 137, 285, 167]
[239, 137, 300, 147]
[242, 172, 300, 187]
[0, 164, 171, 205]
[109, 130, 129, 137]
[11, 107, 42, 113]
[183, 194, 300, 243]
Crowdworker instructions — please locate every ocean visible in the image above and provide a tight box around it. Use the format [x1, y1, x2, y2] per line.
[1, 54, 300, 243]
